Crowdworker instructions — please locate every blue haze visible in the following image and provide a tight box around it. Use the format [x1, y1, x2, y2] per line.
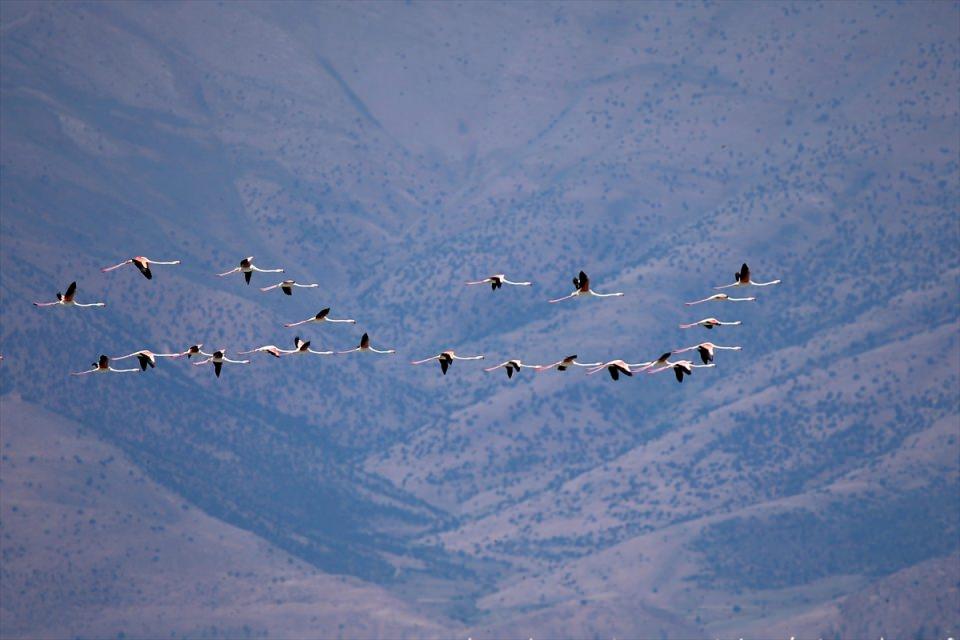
[0, 1, 958, 637]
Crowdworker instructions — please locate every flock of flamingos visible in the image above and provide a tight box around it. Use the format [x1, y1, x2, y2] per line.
[33, 255, 780, 382]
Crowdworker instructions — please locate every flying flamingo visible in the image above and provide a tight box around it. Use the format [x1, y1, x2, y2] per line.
[648, 359, 716, 383]
[337, 333, 395, 355]
[714, 263, 781, 289]
[260, 279, 320, 296]
[585, 359, 652, 381]
[466, 274, 533, 291]
[33, 282, 105, 308]
[173, 344, 211, 359]
[238, 344, 295, 359]
[411, 350, 484, 375]
[632, 352, 675, 373]
[534, 355, 603, 372]
[193, 349, 250, 378]
[217, 256, 284, 284]
[549, 271, 624, 303]
[484, 359, 538, 378]
[679, 317, 742, 330]
[71, 355, 139, 376]
[685, 293, 756, 306]
[674, 342, 742, 365]
[284, 308, 357, 327]
[285, 336, 334, 356]
[111, 349, 182, 371]
[101, 256, 181, 280]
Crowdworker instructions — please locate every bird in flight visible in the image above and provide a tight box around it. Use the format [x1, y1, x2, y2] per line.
[684, 293, 756, 306]
[260, 279, 320, 296]
[586, 359, 651, 381]
[193, 349, 250, 377]
[465, 274, 533, 291]
[101, 256, 181, 280]
[173, 344, 211, 359]
[33, 281, 105, 308]
[647, 359, 716, 383]
[673, 342, 742, 365]
[679, 317, 742, 330]
[484, 359, 537, 378]
[337, 333, 395, 355]
[285, 336, 334, 356]
[238, 344, 295, 359]
[217, 256, 284, 284]
[549, 271, 624, 303]
[111, 349, 182, 371]
[412, 350, 484, 375]
[71, 355, 139, 375]
[630, 352, 675, 373]
[284, 308, 357, 327]
[714, 263, 781, 289]
[534, 355, 603, 372]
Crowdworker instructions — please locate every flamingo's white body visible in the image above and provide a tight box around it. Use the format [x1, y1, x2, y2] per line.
[549, 271, 624, 303]
[193, 349, 250, 377]
[586, 359, 653, 381]
[631, 352, 675, 373]
[714, 263, 781, 289]
[238, 345, 295, 359]
[484, 359, 537, 378]
[685, 293, 756, 306]
[217, 256, 284, 284]
[175, 344, 212, 359]
[284, 308, 357, 328]
[112, 349, 181, 371]
[466, 274, 533, 291]
[337, 333, 395, 355]
[674, 342, 742, 365]
[33, 282, 105, 308]
[72, 355, 139, 375]
[648, 359, 716, 383]
[679, 317, 742, 330]
[535, 355, 603, 372]
[412, 350, 484, 375]
[284, 337, 334, 356]
[101, 256, 181, 280]
[260, 279, 320, 296]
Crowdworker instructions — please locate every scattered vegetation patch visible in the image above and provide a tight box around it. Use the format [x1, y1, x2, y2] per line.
[690, 484, 960, 590]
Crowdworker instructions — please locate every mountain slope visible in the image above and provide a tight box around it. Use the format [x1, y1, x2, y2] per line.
[0, 395, 453, 639]
[1, 1, 958, 636]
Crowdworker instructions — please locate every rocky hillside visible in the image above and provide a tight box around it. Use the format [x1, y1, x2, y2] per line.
[1, 1, 957, 637]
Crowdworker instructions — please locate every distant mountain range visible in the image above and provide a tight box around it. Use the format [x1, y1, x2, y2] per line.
[1, 2, 957, 638]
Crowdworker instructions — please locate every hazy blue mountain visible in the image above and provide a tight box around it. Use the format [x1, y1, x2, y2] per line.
[1, 1, 957, 637]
